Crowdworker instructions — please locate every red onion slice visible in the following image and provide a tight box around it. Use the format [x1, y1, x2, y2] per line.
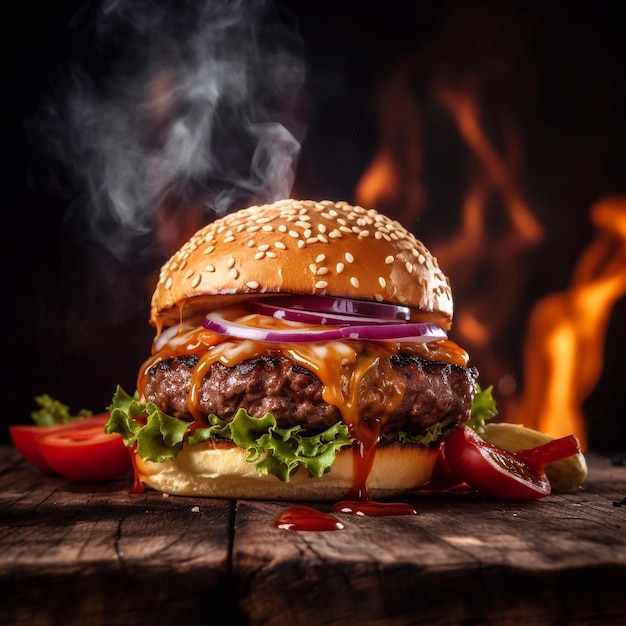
[202, 311, 446, 344]
[246, 300, 404, 326]
[257, 295, 412, 321]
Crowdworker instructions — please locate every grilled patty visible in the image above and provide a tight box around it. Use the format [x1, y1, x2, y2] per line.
[144, 354, 477, 434]
[143, 353, 477, 438]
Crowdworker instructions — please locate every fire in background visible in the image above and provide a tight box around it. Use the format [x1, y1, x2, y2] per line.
[3, 0, 626, 452]
[350, 1, 626, 451]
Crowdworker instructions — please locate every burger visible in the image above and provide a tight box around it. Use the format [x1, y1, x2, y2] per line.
[106, 199, 479, 500]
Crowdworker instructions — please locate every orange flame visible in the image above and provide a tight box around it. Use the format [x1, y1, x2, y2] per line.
[355, 70, 625, 447]
[510, 198, 626, 449]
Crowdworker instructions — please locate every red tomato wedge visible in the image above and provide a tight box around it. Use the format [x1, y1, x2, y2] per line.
[423, 443, 468, 491]
[10, 421, 89, 474]
[442, 426, 581, 500]
[10, 414, 132, 482]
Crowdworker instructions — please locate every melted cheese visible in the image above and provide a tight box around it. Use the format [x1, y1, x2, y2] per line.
[138, 308, 469, 442]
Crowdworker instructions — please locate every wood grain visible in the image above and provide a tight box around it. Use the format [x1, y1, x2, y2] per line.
[1, 450, 625, 625]
[0, 458, 234, 625]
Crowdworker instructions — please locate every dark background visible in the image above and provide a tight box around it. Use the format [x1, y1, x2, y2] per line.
[2, 0, 626, 450]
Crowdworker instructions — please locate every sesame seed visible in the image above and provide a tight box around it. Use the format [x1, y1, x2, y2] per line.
[309, 263, 317, 274]
[297, 240, 305, 248]
[317, 234, 328, 243]
[418, 254, 426, 264]
[336, 262, 345, 274]
[288, 230, 299, 238]
[224, 236, 235, 243]
[318, 224, 327, 233]
[358, 230, 370, 238]
[378, 276, 386, 288]
[230, 268, 239, 279]
[278, 224, 288, 233]
[247, 240, 255, 248]
[258, 244, 270, 252]
[165, 277, 173, 290]
[315, 254, 326, 263]
[266, 251, 277, 258]
[262, 225, 273, 232]
[405, 261, 413, 272]
[385, 255, 394, 264]
[203, 245, 215, 255]
[345, 252, 355, 263]
[247, 225, 261, 233]
[191, 275, 202, 288]
[317, 267, 329, 275]
[274, 241, 287, 250]
[350, 277, 360, 288]
[180, 260, 187, 271]
[303, 229, 312, 239]
[314, 280, 328, 289]
[205, 265, 215, 272]
[227, 257, 236, 268]
[254, 252, 265, 260]
[246, 281, 260, 289]
[295, 221, 310, 230]
[375, 294, 384, 302]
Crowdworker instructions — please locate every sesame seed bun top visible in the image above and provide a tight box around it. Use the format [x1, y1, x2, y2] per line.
[151, 199, 454, 329]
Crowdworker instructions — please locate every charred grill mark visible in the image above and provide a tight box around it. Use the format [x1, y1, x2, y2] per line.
[142, 353, 476, 438]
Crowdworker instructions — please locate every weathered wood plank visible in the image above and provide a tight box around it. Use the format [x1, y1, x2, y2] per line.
[2, 450, 625, 625]
[0, 457, 235, 626]
[232, 456, 626, 625]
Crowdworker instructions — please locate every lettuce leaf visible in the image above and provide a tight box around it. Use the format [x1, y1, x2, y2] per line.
[105, 386, 353, 482]
[395, 417, 458, 446]
[30, 394, 93, 426]
[466, 384, 499, 432]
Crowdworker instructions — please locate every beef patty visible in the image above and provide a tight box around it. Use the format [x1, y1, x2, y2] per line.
[143, 354, 477, 438]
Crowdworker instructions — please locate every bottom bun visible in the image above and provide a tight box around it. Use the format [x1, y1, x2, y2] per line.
[135, 443, 439, 500]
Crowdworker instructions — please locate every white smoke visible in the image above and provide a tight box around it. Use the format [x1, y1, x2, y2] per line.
[36, 0, 306, 260]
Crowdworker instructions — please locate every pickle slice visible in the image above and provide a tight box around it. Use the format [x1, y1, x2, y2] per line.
[479, 422, 588, 492]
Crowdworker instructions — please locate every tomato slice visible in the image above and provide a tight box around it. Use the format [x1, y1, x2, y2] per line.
[9, 421, 93, 474]
[442, 426, 581, 499]
[11, 414, 131, 482]
[34, 414, 132, 482]
[424, 444, 468, 491]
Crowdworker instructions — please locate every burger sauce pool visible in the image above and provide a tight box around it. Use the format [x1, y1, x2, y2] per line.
[272, 438, 418, 532]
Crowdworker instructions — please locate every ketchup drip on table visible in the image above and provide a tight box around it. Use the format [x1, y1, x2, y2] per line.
[273, 506, 344, 531]
[331, 500, 417, 517]
[331, 424, 418, 518]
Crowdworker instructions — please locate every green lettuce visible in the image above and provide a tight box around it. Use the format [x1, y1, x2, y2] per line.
[105, 386, 353, 482]
[30, 394, 93, 426]
[465, 384, 499, 432]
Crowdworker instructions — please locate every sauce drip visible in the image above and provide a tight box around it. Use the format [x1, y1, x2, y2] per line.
[129, 451, 145, 494]
[273, 505, 344, 531]
[332, 500, 417, 517]
[139, 308, 467, 513]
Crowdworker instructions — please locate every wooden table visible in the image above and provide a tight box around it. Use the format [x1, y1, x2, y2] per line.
[1, 446, 625, 625]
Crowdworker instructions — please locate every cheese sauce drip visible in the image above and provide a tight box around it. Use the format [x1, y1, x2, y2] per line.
[137, 308, 469, 494]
